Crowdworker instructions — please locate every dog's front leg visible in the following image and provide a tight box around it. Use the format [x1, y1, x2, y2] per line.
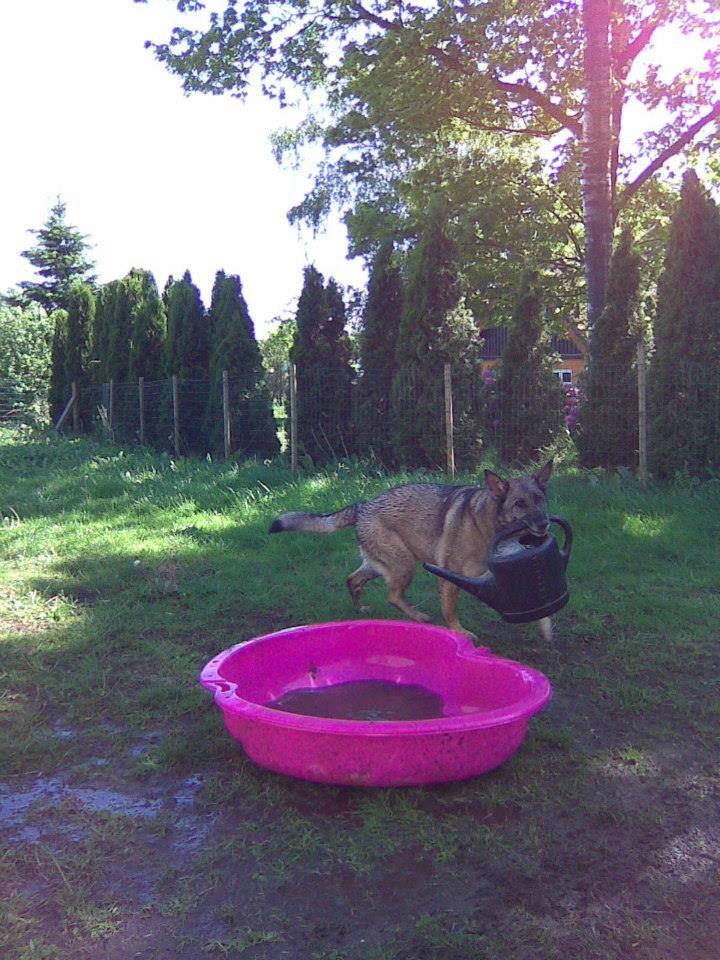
[538, 617, 553, 641]
[438, 579, 476, 638]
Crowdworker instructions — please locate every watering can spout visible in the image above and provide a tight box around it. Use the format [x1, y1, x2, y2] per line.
[422, 564, 501, 611]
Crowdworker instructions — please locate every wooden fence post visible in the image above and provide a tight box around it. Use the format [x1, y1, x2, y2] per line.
[107, 378, 115, 441]
[172, 375, 181, 457]
[71, 382, 80, 433]
[138, 377, 146, 445]
[222, 370, 231, 459]
[444, 363, 455, 479]
[637, 341, 648, 487]
[54, 391, 76, 434]
[289, 363, 298, 480]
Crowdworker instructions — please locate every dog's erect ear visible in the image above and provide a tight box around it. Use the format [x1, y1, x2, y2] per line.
[534, 459, 554, 490]
[484, 469, 508, 500]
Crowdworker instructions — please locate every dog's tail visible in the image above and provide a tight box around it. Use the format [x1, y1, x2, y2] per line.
[269, 503, 359, 535]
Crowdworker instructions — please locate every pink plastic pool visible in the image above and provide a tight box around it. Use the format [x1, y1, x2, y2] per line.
[200, 620, 552, 787]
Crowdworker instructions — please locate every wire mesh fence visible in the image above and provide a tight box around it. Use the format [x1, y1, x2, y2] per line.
[0, 378, 49, 425]
[48, 356, 720, 480]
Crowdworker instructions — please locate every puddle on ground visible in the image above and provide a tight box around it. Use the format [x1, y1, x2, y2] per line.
[267, 680, 446, 721]
[0, 771, 209, 846]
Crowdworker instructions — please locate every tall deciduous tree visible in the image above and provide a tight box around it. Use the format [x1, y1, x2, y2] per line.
[144, 0, 720, 325]
[290, 266, 354, 463]
[19, 198, 95, 313]
[204, 270, 278, 458]
[650, 170, 720, 478]
[0, 302, 52, 416]
[582, 0, 613, 331]
[577, 229, 642, 469]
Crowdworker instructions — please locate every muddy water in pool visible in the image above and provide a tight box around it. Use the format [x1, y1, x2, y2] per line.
[267, 680, 446, 721]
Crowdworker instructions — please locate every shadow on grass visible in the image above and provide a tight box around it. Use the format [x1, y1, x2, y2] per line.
[3, 433, 720, 959]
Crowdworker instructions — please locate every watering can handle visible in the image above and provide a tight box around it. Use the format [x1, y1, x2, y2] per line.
[549, 516, 573, 568]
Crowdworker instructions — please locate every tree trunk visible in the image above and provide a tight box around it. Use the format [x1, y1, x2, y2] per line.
[582, 0, 613, 335]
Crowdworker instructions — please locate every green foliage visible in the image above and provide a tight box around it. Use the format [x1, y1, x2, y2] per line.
[164, 271, 210, 454]
[93, 280, 130, 385]
[0, 302, 52, 419]
[650, 171, 720, 478]
[495, 271, 565, 465]
[355, 240, 403, 463]
[64, 283, 96, 428]
[260, 316, 295, 403]
[291, 266, 354, 463]
[48, 309, 69, 423]
[126, 268, 166, 383]
[204, 270, 279, 459]
[145, 0, 719, 331]
[578, 230, 642, 469]
[19, 198, 95, 313]
[164, 270, 209, 380]
[392, 199, 459, 468]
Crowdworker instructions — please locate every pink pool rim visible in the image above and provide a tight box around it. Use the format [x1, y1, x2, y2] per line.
[200, 620, 552, 787]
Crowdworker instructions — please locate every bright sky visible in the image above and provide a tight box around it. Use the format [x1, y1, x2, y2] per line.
[0, 0, 366, 338]
[1, 3, 716, 339]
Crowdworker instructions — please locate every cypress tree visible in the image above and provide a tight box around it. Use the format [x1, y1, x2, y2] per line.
[105, 280, 132, 384]
[204, 270, 278, 458]
[495, 271, 564, 465]
[165, 270, 209, 380]
[126, 269, 166, 383]
[63, 283, 95, 429]
[48, 309, 69, 423]
[164, 271, 209, 453]
[391, 198, 459, 468]
[650, 171, 720, 478]
[290, 266, 354, 463]
[356, 240, 404, 463]
[19, 198, 95, 313]
[578, 229, 642, 469]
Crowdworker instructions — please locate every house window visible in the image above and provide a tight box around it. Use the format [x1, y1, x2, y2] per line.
[554, 369, 573, 384]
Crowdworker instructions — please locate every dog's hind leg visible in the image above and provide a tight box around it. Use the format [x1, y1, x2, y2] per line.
[347, 559, 380, 613]
[364, 543, 430, 623]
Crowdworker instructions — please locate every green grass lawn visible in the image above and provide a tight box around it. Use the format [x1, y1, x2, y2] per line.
[2, 425, 719, 960]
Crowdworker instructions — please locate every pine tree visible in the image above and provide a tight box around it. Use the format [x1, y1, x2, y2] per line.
[63, 283, 95, 429]
[204, 270, 278, 458]
[495, 271, 564, 465]
[356, 240, 404, 463]
[19, 198, 95, 313]
[578, 229, 642, 469]
[650, 170, 720, 478]
[391, 198, 459, 468]
[290, 266, 354, 463]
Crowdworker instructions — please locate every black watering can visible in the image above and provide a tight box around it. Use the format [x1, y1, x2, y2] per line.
[424, 516, 573, 624]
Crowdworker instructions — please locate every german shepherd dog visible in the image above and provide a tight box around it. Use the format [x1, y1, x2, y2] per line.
[269, 460, 554, 638]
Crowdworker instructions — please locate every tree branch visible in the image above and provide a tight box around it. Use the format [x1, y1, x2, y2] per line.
[348, 1, 401, 32]
[491, 76, 583, 138]
[619, 102, 720, 208]
[615, 2, 670, 71]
